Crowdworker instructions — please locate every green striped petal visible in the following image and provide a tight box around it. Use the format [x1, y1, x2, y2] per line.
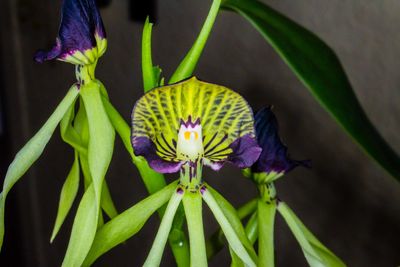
[131, 77, 261, 173]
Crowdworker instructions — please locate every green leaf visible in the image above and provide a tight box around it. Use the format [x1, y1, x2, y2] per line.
[0, 85, 79, 250]
[244, 211, 257, 245]
[142, 17, 162, 92]
[60, 99, 86, 154]
[144, 187, 183, 267]
[50, 152, 80, 243]
[62, 81, 115, 266]
[83, 181, 178, 266]
[278, 202, 346, 267]
[169, 0, 221, 83]
[221, 0, 400, 180]
[203, 185, 257, 267]
[183, 192, 207, 267]
[206, 198, 257, 259]
[80, 80, 115, 205]
[62, 184, 98, 267]
[258, 200, 276, 267]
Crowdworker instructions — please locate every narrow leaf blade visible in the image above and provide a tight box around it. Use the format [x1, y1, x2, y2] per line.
[83, 181, 177, 266]
[222, 0, 400, 180]
[278, 202, 345, 267]
[51, 152, 80, 242]
[0, 85, 79, 249]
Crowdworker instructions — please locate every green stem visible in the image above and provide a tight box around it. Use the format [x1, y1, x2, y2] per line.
[258, 199, 276, 267]
[183, 191, 207, 267]
[169, 0, 221, 83]
[144, 188, 184, 267]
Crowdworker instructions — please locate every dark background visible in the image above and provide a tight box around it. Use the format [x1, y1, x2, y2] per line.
[0, 0, 399, 266]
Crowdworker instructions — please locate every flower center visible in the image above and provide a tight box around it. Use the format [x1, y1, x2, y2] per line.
[177, 117, 204, 190]
[176, 118, 204, 161]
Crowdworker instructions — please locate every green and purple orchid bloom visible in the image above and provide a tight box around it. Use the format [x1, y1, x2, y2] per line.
[131, 77, 262, 184]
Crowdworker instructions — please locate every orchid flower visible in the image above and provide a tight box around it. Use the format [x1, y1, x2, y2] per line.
[131, 77, 261, 266]
[34, 0, 107, 84]
[132, 76, 262, 186]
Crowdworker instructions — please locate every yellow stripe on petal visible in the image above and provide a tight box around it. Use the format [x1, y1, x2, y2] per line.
[131, 77, 257, 165]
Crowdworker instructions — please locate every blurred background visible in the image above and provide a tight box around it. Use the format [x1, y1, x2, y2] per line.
[0, 0, 399, 266]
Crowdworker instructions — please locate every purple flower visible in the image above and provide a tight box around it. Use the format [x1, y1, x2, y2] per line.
[34, 0, 107, 65]
[248, 107, 310, 183]
[131, 77, 262, 180]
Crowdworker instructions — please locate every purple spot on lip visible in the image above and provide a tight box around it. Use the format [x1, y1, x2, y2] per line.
[200, 185, 207, 195]
[176, 188, 184, 194]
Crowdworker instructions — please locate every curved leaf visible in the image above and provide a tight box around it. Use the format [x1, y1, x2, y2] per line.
[0, 85, 79, 250]
[83, 181, 177, 266]
[278, 202, 345, 267]
[221, 0, 400, 180]
[51, 152, 80, 243]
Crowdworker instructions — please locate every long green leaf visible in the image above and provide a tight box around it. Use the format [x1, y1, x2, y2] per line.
[62, 81, 115, 266]
[203, 186, 257, 267]
[0, 85, 79, 250]
[169, 0, 221, 83]
[221, 0, 400, 180]
[62, 184, 98, 267]
[183, 192, 207, 267]
[244, 211, 257, 245]
[50, 152, 80, 243]
[258, 200, 276, 267]
[144, 188, 184, 267]
[83, 181, 178, 266]
[278, 202, 345, 267]
[206, 198, 257, 259]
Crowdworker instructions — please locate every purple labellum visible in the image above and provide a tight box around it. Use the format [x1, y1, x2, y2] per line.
[34, 0, 106, 65]
[251, 107, 310, 175]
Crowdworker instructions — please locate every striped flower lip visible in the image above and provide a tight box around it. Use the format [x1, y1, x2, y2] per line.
[34, 0, 107, 65]
[131, 77, 262, 178]
[248, 107, 310, 183]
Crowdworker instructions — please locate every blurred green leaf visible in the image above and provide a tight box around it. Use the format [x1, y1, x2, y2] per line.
[50, 152, 80, 243]
[244, 211, 257, 245]
[169, 0, 221, 83]
[203, 185, 257, 267]
[222, 0, 400, 180]
[0, 85, 79, 250]
[278, 202, 346, 267]
[258, 200, 276, 267]
[83, 181, 178, 266]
